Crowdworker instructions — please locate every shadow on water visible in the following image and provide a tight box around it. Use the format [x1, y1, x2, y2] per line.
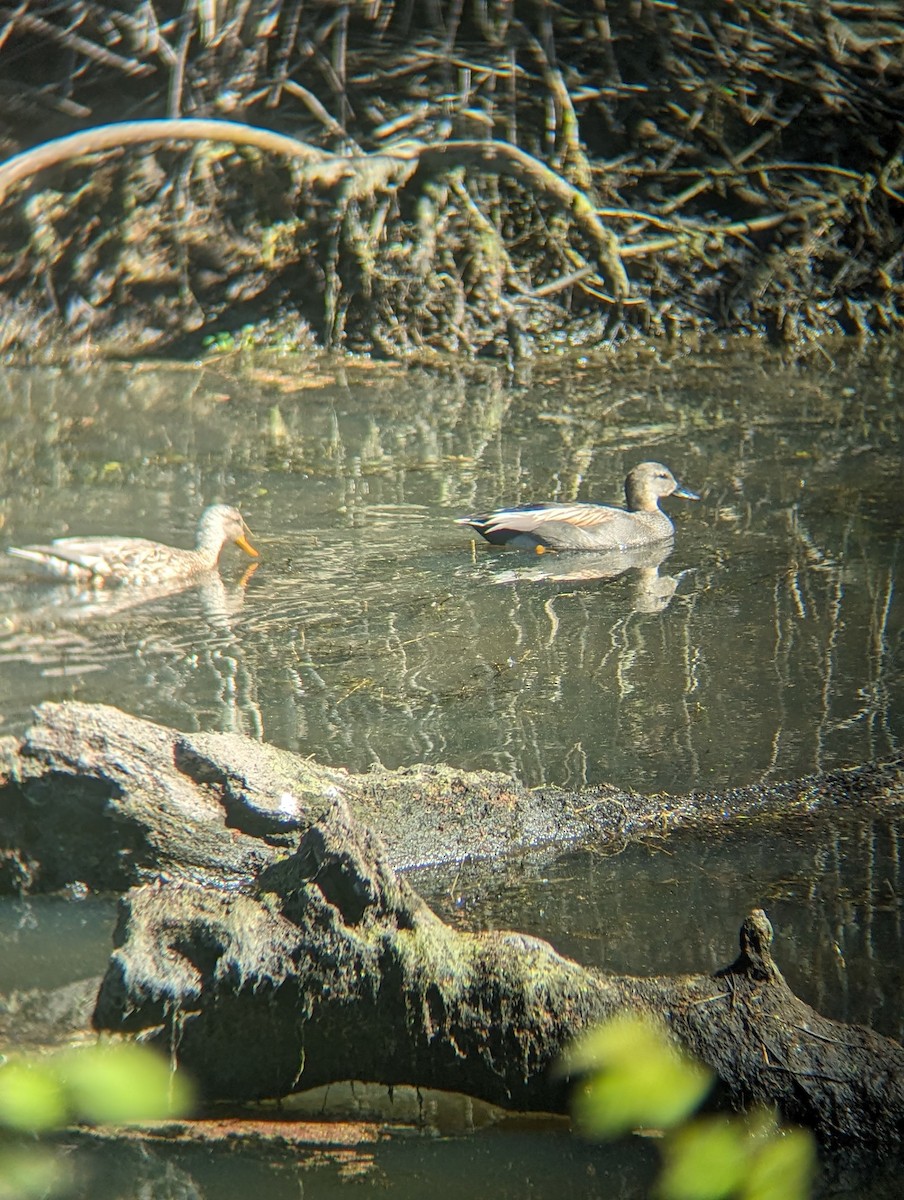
[0, 345, 902, 1198]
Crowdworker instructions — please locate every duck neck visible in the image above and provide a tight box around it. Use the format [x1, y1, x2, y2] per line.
[194, 519, 226, 566]
[625, 480, 661, 513]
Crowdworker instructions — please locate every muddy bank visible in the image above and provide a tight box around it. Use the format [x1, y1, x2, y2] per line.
[1, 702, 902, 894]
[0, 1, 902, 358]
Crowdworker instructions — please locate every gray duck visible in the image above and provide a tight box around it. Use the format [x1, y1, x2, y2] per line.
[457, 461, 699, 551]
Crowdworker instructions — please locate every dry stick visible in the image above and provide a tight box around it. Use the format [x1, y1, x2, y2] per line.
[405, 139, 630, 300]
[0, 123, 628, 303]
[136, 4, 178, 68]
[195, 0, 218, 46]
[333, 2, 350, 130]
[591, 0, 623, 86]
[168, 2, 195, 118]
[0, 118, 333, 202]
[660, 97, 811, 217]
[448, 173, 522, 299]
[295, 150, 415, 196]
[268, 0, 305, 107]
[281, 80, 360, 149]
[664, 161, 866, 184]
[518, 23, 594, 193]
[528, 266, 645, 306]
[0, 6, 153, 75]
[621, 199, 847, 260]
[211, 0, 257, 50]
[0, 0, 29, 56]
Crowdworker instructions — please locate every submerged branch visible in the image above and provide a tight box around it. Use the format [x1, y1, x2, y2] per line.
[2, 702, 901, 894]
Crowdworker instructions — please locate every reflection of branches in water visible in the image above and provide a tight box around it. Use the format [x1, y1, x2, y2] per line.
[782, 816, 904, 1043]
[847, 537, 898, 756]
[230, 491, 900, 795]
[1, 357, 902, 793]
[0, 573, 264, 740]
[769, 509, 901, 778]
[423, 813, 904, 1042]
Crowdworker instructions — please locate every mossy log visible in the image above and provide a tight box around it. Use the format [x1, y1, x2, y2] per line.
[2, 702, 902, 894]
[92, 798, 904, 1151]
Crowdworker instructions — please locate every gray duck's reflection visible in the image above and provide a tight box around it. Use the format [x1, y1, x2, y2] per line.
[473, 542, 691, 614]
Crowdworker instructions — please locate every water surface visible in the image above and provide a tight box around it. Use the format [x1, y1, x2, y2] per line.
[1, 346, 900, 793]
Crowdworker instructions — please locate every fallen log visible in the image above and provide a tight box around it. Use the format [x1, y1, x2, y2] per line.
[2, 702, 902, 894]
[2, 703, 904, 1148]
[92, 796, 904, 1151]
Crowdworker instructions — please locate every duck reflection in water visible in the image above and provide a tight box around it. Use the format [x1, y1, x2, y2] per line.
[479, 541, 689, 614]
[0, 563, 259, 737]
[0, 506, 260, 656]
[0, 565, 256, 635]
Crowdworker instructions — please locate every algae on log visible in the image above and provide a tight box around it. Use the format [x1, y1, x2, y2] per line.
[2, 702, 903, 895]
[92, 798, 904, 1151]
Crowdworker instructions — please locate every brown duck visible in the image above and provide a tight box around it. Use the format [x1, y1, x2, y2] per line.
[7, 504, 258, 586]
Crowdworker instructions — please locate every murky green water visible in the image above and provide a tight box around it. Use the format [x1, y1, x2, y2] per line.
[1, 345, 902, 1197]
[1, 347, 901, 791]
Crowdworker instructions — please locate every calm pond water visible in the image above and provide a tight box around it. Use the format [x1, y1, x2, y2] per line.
[1, 346, 901, 790]
[1, 344, 902, 1197]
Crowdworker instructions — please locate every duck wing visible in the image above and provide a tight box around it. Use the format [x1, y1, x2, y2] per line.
[459, 503, 651, 550]
[8, 536, 160, 581]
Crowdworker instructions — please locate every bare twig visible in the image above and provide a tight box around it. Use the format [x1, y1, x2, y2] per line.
[0, 117, 332, 201]
[407, 139, 630, 300]
[0, 5, 153, 76]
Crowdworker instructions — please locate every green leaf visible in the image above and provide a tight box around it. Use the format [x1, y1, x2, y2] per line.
[743, 1128, 815, 1200]
[0, 1062, 67, 1132]
[58, 1044, 193, 1125]
[0, 1147, 66, 1200]
[566, 1016, 713, 1137]
[659, 1118, 749, 1200]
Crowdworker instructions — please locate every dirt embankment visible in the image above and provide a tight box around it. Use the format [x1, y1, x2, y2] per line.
[0, 1, 902, 359]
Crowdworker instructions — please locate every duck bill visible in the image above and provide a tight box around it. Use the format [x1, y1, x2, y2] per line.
[673, 483, 700, 501]
[236, 530, 260, 558]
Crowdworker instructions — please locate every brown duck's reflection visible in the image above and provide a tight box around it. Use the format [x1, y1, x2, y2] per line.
[0, 564, 256, 640]
[0, 565, 263, 741]
[477, 541, 691, 614]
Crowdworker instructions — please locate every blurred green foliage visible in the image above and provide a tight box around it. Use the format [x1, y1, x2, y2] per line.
[564, 1016, 815, 1200]
[565, 1013, 712, 1136]
[0, 1042, 194, 1199]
